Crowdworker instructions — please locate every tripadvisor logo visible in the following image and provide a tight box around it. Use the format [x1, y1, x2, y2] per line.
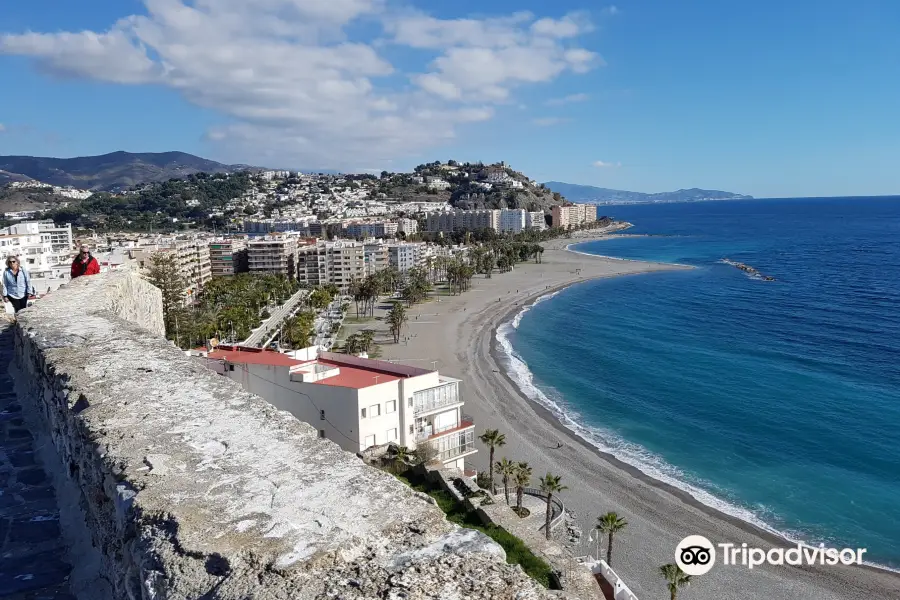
[676, 535, 716, 575]
[675, 536, 867, 575]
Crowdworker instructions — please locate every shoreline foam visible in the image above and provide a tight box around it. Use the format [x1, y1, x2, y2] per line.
[495, 284, 900, 574]
[372, 240, 900, 598]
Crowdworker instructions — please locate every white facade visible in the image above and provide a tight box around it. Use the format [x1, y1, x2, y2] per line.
[199, 347, 477, 469]
[526, 211, 546, 230]
[387, 243, 422, 272]
[426, 177, 451, 191]
[397, 218, 418, 236]
[485, 170, 512, 184]
[499, 209, 527, 234]
[0, 221, 74, 293]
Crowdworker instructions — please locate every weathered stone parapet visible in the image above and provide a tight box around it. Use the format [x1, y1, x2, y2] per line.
[13, 270, 564, 600]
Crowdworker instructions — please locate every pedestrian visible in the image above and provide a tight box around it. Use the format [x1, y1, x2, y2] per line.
[71, 245, 100, 279]
[3, 256, 36, 314]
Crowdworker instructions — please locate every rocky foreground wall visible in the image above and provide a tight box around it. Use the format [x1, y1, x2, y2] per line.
[13, 270, 566, 600]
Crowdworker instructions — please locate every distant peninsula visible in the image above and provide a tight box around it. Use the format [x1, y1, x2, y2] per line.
[543, 181, 753, 205]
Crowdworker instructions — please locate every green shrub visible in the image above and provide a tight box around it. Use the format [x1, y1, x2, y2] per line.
[392, 471, 553, 587]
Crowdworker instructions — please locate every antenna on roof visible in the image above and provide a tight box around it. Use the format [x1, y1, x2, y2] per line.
[374, 375, 380, 385]
[430, 360, 438, 371]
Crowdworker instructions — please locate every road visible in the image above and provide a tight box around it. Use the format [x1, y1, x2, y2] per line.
[242, 287, 308, 347]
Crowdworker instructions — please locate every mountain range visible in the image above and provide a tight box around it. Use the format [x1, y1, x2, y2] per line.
[543, 181, 752, 204]
[0, 150, 752, 206]
[0, 151, 251, 191]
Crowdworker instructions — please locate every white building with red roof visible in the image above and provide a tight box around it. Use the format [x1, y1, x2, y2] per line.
[195, 346, 477, 470]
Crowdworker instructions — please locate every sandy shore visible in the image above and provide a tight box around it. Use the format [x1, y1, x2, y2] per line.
[362, 243, 900, 600]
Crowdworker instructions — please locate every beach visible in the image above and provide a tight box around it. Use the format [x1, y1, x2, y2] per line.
[360, 241, 900, 600]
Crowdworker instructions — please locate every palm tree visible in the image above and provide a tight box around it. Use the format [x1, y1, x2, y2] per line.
[659, 564, 692, 600]
[495, 457, 515, 505]
[478, 429, 506, 493]
[392, 446, 411, 473]
[386, 301, 408, 343]
[513, 462, 531, 514]
[596, 512, 628, 566]
[538, 473, 567, 539]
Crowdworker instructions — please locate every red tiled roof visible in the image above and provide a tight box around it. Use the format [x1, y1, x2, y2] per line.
[208, 345, 303, 368]
[294, 358, 401, 389]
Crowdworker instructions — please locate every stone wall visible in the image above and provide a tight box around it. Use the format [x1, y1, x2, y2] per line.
[12, 270, 571, 600]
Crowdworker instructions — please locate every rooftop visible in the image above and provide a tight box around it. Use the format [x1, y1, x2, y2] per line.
[207, 345, 304, 367]
[204, 347, 437, 389]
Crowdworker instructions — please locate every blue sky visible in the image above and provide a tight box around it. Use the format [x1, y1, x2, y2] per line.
[1, 0, 899, 198]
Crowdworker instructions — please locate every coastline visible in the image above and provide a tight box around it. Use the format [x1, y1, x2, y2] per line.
[491, 282, 900, 579]
[370, 242, 900, 600]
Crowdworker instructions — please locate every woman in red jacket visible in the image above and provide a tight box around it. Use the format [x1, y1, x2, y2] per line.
[71, 245, 101, 278]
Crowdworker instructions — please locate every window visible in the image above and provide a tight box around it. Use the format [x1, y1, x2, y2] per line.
[385, 400, 397, 414]
[409, 425, 414, 434]
[320, 410, 325, 421]
[386, 428, 398, 442]
[228, 365, 235, 372]
[369, 404, 381, 417]
[319, 430, 326, 438]
[364, 434, 376, 448]
[361, 407, 366, 419]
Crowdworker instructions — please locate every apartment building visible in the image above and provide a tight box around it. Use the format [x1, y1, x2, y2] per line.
[296, 240, 366, 291]
[174, 240, 212, 294]
[397, 218, 418, 236]
[248, 236, 297, 277]
[363, 242, 389, 276]
[551, 203, 599, 229]
[526, 211, 546, 230]
[499, 209, 526, 234]
[200, 347, 477, 470]
[0, 221, 74, 293]
[388, 242, 423, 272]
[343, 220, 399, 239]
[426, 210, 501, 234]
[208, 238, 249, 276]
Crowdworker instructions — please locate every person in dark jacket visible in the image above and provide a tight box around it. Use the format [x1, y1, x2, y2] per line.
[3, 256, 36, 313]
[71, 245, 101, 279]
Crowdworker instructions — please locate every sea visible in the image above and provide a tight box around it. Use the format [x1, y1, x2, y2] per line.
[497, 197, 900, 568]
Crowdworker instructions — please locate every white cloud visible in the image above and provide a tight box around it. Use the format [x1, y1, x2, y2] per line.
[0, 123, 5, 133]
[546, 92, 589, 106]
[0, 2, 603, 169]
[602, 6, 621, 16]
[593, 160, 622, 168]
[532, 117, 569, 127]
[530, 12, 593, 38]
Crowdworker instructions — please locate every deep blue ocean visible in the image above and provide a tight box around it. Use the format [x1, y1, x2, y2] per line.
[500, 197, 900, 567]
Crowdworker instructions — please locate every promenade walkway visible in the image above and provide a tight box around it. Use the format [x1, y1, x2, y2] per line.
[0, 324, 74, 599]
[243, 288, 308, 347]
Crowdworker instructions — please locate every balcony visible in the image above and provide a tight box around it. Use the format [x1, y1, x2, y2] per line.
[415, 414, 474, 442]
[413, 378, 461, 415]
[436, 441, 477, 462]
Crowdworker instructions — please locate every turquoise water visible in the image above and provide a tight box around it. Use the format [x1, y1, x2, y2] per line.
[500, 197, 900, 567]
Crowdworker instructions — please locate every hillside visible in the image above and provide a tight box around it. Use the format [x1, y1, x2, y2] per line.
[377, 161, 563, 212]
[543, 181, 752, 204]
[0, 151, 251, 191]
[0, 186, 74, 215]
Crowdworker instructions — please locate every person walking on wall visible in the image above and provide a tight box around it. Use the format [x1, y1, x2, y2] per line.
[71, 245, 100, 279]
[3, 256, 36, 314]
